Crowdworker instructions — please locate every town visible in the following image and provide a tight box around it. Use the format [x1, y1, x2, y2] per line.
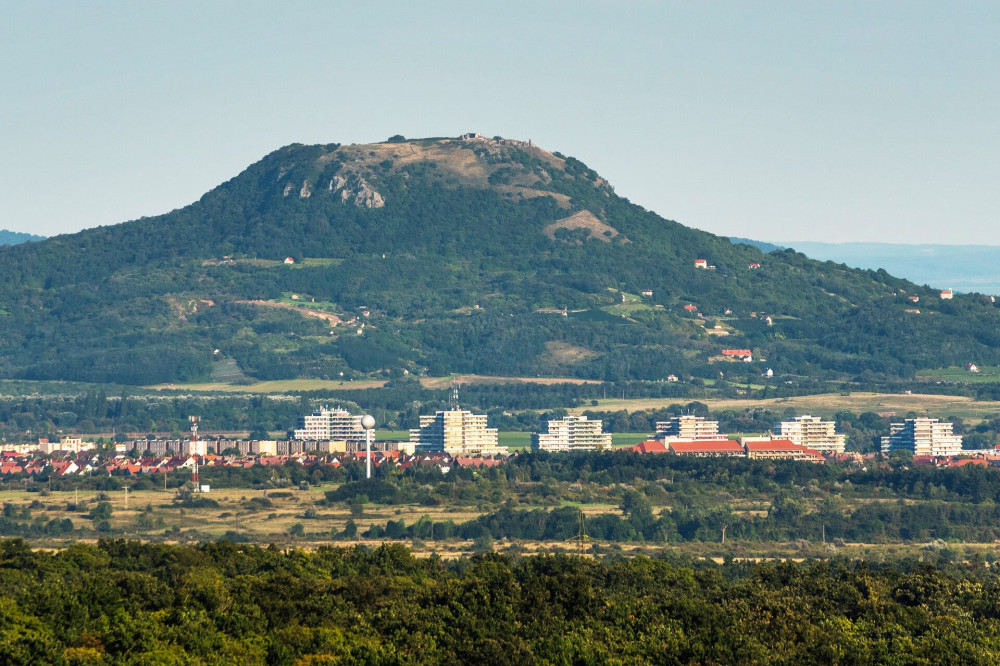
[0, 398, 993, 485]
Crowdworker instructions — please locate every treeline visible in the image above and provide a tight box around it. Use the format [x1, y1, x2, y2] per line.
[358, 492, 1000, 546]
[1, 540, 1000, 662]
[0, 391, 307, 437]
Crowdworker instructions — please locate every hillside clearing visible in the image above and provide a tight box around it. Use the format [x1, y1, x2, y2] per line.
[543, 210, 620, 242]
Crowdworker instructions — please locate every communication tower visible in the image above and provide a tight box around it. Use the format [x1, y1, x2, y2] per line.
[189, 416, 200, 491]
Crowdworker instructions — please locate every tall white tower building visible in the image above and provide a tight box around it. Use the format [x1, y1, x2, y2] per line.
[654, 415, 725, 441]
[409, 410, 506, 457]
[881, 417, 963, 457]
[773, 415, 846, 454]
[294, 407, 367, 446]
[532, 415, 612, 451]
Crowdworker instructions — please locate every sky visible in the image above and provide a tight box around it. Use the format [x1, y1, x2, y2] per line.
[2, 1, 998, 243]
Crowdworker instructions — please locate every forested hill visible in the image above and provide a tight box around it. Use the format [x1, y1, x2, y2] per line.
[1, 134, 998, 385]
[0, 230, 44, 246]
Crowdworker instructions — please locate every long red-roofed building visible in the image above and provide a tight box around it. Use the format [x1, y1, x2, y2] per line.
[667, 440, 744, 457]
[744, 439, 823, 462]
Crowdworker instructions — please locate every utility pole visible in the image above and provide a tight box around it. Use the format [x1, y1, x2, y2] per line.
[124, 484, 129, 510]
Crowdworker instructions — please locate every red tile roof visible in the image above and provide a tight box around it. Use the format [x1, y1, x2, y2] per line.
[455, 457, 501, 467]
[630, 440, 669, 454]
[668, 440, 744, 454]
[950, 458, 989, 467]
[744, 439, 802, 452]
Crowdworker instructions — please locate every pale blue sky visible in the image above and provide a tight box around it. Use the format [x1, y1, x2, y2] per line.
[2, 1, 997, 242]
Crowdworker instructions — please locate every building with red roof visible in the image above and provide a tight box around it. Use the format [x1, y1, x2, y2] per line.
[454, 457, 502, 467]
[744, 439, 823, 462]
[629, 440, 669, 454]
[667, 440, 744, 457]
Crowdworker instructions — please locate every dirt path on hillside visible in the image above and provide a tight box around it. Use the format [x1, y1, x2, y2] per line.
[236, 300, 342, 325]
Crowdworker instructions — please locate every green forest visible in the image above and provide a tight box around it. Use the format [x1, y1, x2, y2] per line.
[0, 539, 999, 664]
[0, 137, 998, 387]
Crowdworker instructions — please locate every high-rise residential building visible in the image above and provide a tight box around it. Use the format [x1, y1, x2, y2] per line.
[655, 415, 726, 441]
[773, 415, 846, 454]
[880, 417, 964, 457]
[532, 415, 612, 452]
[409, 410, 507, 457]
[293, 407, 366, 446]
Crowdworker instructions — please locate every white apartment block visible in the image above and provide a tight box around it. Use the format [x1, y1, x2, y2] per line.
[532, 415, 612, 452]
[409, 410, 507, 457]
[655, 415, 726, 441]
[881, 418, 964, 457]
[294, 407, 367, 445]
[38, 437, 95, 455]
[773, 415, 846, 454]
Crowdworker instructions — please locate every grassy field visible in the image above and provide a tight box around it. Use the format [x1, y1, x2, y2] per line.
[917, 366, 1000, 383]
[610, 432, 651, 447]
[8, 484, 1000, 563]
[499, 431, 532, 449]
[571, 392, 1000, 423]
[376, 430, 409, 442]
[147, 374, 600, 393]
[146, 378, 390, 392]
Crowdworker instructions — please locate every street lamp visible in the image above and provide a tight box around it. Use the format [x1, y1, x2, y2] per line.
[361, 415, 375, 479]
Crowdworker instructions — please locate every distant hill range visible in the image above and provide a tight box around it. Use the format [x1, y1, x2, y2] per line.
[0, 230, 45, 246]
[731, 238, 1000, 295]
[1, 134, 1000, 386]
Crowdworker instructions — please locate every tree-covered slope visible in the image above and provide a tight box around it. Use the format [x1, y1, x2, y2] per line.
[0, 135, 997, 385]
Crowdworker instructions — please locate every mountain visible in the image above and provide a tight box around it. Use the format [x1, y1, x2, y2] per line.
[0, 230, 45, 246]
[732, 238, 1000, 294]
[781, 242, 1000, 295]
[729, 238, 787, 254]
[1, 134, 999, 386]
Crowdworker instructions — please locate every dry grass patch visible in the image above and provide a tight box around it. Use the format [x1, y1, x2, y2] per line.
[543, 341, 600, 364]
[543, 210, 620, 243]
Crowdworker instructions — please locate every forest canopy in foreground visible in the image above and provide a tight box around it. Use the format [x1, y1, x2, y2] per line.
[0, 539, 999, 664]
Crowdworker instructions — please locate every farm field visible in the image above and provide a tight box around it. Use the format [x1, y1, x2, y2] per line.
[146, 378, 390, 392]
[147, 374, 600, 393]
[571, 391, 1000, 422]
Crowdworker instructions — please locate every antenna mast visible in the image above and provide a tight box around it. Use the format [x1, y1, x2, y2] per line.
[189, 416, 200, 491]
[450, 385, 460, 411]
